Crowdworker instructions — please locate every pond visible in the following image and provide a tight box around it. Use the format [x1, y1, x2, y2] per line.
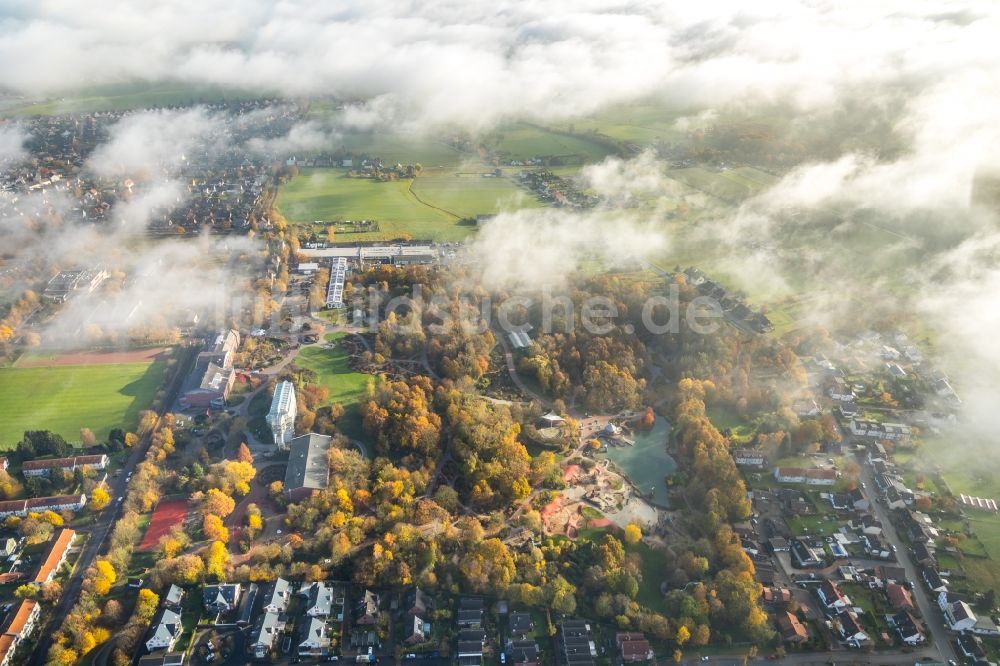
[602, 416, 676, 506]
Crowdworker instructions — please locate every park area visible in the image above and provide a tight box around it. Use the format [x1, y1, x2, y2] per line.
[139, 499, 190, 551]
[294, 332, 371, 441]
[275, 167, 541, 242]
[0, 348, 170, 448]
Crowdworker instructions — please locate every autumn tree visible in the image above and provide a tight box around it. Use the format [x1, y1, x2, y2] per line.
[90, 485, 111, 511]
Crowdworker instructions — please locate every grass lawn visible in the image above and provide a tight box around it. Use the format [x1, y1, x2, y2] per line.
[481, 123, 618, 163]
[787, 513, 840, 537]
[295, 332, 372, 442]
[276, 169, 473, 242]
[410, 170, 542, 218]
[0, 359, 168, 448]
[1, 82, 259, 116]
[627, 540, 671, 614]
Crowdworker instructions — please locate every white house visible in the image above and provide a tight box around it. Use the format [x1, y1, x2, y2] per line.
[267, 381, 297, 449]
[774, 467, 837, 486]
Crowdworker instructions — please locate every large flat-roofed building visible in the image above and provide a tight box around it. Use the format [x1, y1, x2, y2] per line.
[284, 434, 332, 502]
[43, 268, 109, 302]
[267, 381, 297, 449]
[326, 257, 348, 309]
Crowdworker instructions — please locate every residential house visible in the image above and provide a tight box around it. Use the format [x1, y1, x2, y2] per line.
[509, 612, 535, 640]
[850, 488, 870, 511]
[203, 583, 242, 614]
[913, 542, 937, 567]
[817, 580, 851, 612]
[21, 454, 109, 477]
[886, 583, 915, 611]
[773, 467, 837, 486]
[615, 632, 653, 662]
[33, 528, 75, 584]
[560, 619, 596, 666]
[769, 537, 789, 553]
[0, 600, 39, 666]
[732, 449, 768, 467]
[404, 587, 435, 619]
[355, 589, 380, 625]
[945, 600, 978, 632]
[261, 578, 291, 614]
[876, 566, 908, 586]
[973, 616, 1000, 637]
[404, 615, 430, 646]
[791, 539, 824, 568]
[776, 612, 809, 644]
[299, 617, 330, 658]
[163, 585, 185, 610]
[236, 583, 260, 627]
[924, 568, 949, 593]
[145, 608, 183, 652]
[0, 539, 17, 560]
[957, 633, 986, 661]
[300, 581, 334, 618]
[834, 610, 869, 647]
[250, 611, 287, 660]
[0, 494, 87, 518]
[508, 640, 540, 666]
[890, 611, 925, 646]
[457, 597, 484, 628]
[457, 628, 486, 659]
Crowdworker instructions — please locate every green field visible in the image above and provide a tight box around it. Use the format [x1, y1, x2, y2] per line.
[667, 167, 778, 204]
[0, 82, 260, 116]
[0, 360, 168, 448]
[295, 332, 372, 442]
[482, 123, 620, 163]
[277, 168, 541, 241]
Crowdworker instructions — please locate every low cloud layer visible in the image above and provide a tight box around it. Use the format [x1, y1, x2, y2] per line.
[1, 1, 998, 131]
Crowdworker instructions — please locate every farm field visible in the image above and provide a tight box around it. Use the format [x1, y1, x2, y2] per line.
[0, 353, 169, 448]
[667, 166, 778, 203]
[0, 82, 257, 116]
[277, 167, 542, 242]
[295, 332, 372, 442]
[410, 170, 542, 219]
[481, 123, 619, 163]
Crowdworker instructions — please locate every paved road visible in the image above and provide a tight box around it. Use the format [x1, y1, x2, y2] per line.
[29, 347, 197, 665]
[857, 454, 956, 664]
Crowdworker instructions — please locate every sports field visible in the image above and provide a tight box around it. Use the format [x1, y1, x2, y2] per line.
[276, 168, 539, 242]
[139, 499, 189, 551]
[295, 332, 371, 441]
[0, 350, 170, 448]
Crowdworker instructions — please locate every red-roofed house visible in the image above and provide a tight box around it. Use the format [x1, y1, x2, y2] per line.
[33, 528, 75, 584]
[0, 599, 39, 666]
[886, 583, 914, 611]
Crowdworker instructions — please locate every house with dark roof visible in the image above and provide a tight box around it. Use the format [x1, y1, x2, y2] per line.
[923, 567, 948, 593]
[913, 541, 937, 567]
[509, 612, 535, 640]
[890, 611, 925, 646]
[834, 610, 868, 646]
[817, 580, 850, 611]
[284, 434, 332, 501]
[776, 612, 808, 644]
[404, 587, 435, 619]
[457, 597, 484, 628]
[560, 619, 596, 666]
[203, 583, 242, 614]
[957, 633, 986, 660]
[458, 628, 486, 659]
[508, 639, 539, 666]
[945, 600, 978, 632]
